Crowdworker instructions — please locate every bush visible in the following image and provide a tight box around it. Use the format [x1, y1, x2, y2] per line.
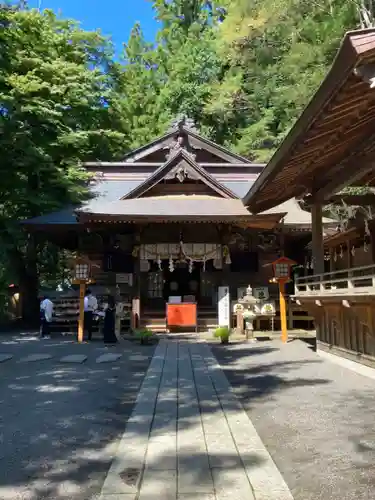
[134, 328, 153, 342]
[213, 326, 231, 342]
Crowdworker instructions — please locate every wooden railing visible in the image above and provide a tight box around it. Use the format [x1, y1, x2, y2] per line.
[294, 265, 375, 297]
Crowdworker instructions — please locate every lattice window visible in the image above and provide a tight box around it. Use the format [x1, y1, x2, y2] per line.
[147, 272, 163, 298]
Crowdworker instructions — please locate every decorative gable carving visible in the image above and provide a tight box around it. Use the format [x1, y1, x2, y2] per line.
[122, 150, 237, 200]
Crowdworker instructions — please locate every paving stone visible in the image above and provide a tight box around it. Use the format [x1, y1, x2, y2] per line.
[212, 467, 256, 500]
[129, 355, 149, 361]
[60, 354, 87, 364]
[177, 466, 215, 494]
[0, 354, 13, 363]
[138, 469, 176, 500]
[177, 494, 215, 500]
[19, 353, 52, 363]
[96, 353, 122, 363]
[146, 439, 176, 470]
[100, 495, 138, 499]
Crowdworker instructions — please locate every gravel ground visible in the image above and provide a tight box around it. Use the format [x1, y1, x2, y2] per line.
[211, 339, 375, 500]
[0, 334, 155, 500]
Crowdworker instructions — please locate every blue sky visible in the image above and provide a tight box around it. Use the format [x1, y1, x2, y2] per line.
[27, 0, 159, 56]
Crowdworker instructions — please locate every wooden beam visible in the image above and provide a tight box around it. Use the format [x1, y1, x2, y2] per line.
[312, 158, 375, 202]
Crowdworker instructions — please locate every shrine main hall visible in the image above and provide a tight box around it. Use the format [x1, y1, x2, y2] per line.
[24, 118, 331, 332]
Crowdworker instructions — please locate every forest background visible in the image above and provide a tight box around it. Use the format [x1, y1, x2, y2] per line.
[0, 0, 373, 321]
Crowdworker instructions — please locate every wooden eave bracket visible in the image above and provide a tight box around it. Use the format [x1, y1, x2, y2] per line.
[353, 63, 375, 89]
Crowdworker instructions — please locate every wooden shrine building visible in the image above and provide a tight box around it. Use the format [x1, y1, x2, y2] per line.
[245, 28, 375, 365]
[24, 117, 332, 333]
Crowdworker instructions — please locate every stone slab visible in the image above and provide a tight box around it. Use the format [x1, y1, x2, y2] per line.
[212, 467, 256, 500]
[0, 354, 13, 363]
[96, 353, 122, 364]
[100, 495, 138, 500]
[19, 354, 52, 363]
[60, 354, 87, 364]
[138, 469, 176, 500]
[129, 355, 149, 362]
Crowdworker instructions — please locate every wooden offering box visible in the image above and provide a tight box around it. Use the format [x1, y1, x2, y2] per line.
[166, 302, 197, 331]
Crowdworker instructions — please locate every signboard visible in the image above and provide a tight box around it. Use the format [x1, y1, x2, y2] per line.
[233, 303, 244, 313]
[116, 273, 133, 285]
[218, 286, 230, 327]
[253, 287, 269, 300]
[261, 301, 276, 315]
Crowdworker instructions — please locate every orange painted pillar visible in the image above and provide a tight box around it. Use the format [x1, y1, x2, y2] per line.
[78, 281, 86, 343]
[279, 279, 288, 343]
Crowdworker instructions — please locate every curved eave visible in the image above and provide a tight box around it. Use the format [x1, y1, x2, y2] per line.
[76, 212, 283, 228]
[244, 28, 375, 213]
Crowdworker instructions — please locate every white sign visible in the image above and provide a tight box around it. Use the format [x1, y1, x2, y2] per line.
[218, 286, 230, 327]
[168, 296, 182, 304]
[253, 287, 269, 300]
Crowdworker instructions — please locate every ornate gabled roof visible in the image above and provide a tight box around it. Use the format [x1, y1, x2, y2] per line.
[122, 149, 237, 200]
[121, 121, 252, 165]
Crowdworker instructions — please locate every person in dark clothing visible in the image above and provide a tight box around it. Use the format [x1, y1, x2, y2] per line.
[103, 295, 118, 344]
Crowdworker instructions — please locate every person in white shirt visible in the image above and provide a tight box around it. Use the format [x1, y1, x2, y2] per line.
[40, 296, 53, 339]
[84, 288, 98, 341]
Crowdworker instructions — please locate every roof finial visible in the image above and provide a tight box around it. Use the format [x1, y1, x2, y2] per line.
[169, 114, 196, 132]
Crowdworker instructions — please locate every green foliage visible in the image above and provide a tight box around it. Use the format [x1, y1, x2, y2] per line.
[134, 328, 154, 342]
[0, 5, 125, 319]
[213, 326, 231, 340]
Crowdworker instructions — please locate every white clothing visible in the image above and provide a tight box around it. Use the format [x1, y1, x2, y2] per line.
[84, 294, 98, 312]
[40, 298, 53, 322]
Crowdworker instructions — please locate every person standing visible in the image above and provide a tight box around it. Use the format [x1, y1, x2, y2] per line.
[84, 288, 98, 341]
[40, 295, 53, 339]
[103, 295, 118, 344]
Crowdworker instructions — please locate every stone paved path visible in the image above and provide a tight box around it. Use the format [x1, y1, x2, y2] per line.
[99, 340, 293, 500]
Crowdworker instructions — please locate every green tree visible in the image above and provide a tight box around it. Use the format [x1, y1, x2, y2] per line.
[211, 0, 359, 160]
[0, 5, 125, 321]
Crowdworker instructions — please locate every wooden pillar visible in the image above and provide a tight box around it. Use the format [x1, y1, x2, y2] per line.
[287, 296, 293, 330]
[311, 203, 324, 274]
[346, 239, 352, 269]
[78, 281, 86, 343]
[131, 253, 141, 330]
[279, 279, 288, 343]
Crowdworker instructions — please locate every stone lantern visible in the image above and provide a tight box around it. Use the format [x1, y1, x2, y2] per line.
[238, 285, 260, 340]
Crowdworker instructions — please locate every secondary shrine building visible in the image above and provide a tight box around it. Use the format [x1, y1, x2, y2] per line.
[25, 118, 331, 332]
